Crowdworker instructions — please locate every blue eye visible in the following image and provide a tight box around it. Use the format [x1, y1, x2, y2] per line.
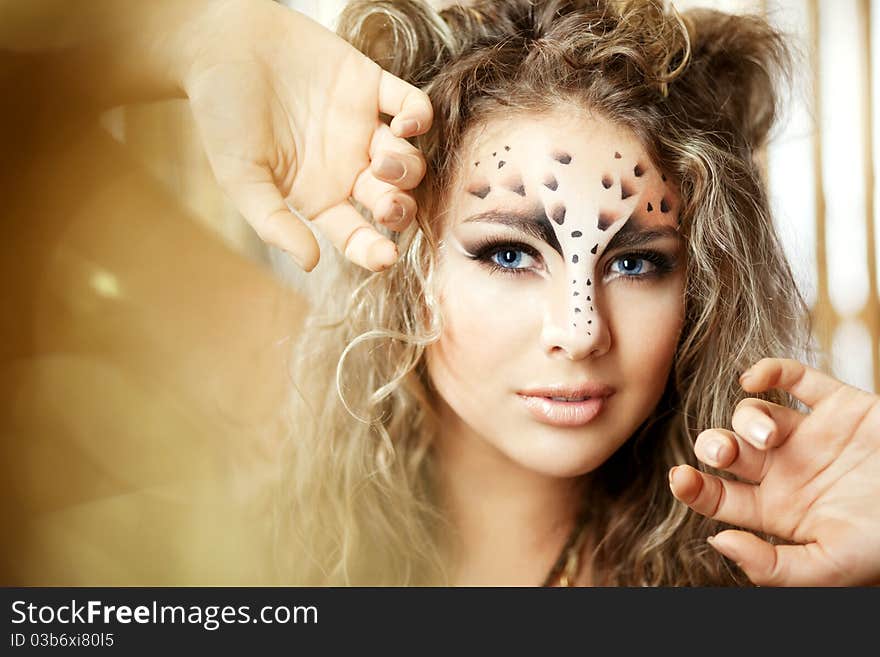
[611, 256, 653, 276]
[468, 239, 542, 276]
[492, 248, 527, 269]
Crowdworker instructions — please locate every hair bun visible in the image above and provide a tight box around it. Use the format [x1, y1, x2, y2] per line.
[671, 7, 792, 152]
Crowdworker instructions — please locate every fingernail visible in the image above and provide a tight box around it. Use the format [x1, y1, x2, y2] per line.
[374, 157, 407, 183]
[750, 420, 773, 447]
[705, 439, 725, 464]
[706, 535, 741, 565]
[394, 118, 421, 136]
[387, 200, 405, 224]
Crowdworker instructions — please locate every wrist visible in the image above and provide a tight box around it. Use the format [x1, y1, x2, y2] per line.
[176, 0, 296, 98]
[138, 0, 219, 100]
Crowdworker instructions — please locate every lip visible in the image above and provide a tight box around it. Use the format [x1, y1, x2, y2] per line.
[516, 382, 615, 428]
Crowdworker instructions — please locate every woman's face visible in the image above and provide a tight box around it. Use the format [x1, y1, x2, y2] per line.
[425, 108, 687, 478]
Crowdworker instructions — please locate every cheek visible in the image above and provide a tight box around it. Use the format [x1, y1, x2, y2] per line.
[426, 266, 541, 397]
[607, 278, 685, 384]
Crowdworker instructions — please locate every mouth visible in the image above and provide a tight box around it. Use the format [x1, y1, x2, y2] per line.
[516, 383, 615, 428]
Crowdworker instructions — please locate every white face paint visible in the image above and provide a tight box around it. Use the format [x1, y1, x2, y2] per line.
[427, 107, 687, 478]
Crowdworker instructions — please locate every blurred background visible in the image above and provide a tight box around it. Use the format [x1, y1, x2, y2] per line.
[2, 0, 877, 586]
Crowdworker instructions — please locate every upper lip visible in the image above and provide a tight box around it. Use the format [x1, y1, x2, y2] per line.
[517, 382, 616, 399]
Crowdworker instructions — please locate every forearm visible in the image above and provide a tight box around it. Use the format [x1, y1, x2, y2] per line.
[0, 0, 222, 108]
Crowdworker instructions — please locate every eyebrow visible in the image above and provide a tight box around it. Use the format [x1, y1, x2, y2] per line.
[603, 220, 683, 253]
[462, 208, 563, 256]
[462, 209, 681, 256]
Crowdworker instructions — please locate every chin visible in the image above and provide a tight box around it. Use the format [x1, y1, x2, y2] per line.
[499, 427, 624, 479]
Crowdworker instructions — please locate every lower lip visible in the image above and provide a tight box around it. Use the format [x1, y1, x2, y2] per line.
[517, 394, 610, 427]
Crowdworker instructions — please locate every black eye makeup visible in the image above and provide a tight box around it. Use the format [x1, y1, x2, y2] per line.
[463, 236, 545, 276]
[603, 248, 678, 284]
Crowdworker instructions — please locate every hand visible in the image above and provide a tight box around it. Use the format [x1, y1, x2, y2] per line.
[182, 0, 432, 272]
[669, 357, 880, 586]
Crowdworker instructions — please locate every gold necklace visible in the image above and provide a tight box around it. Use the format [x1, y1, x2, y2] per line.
[541, 518, 589, 587]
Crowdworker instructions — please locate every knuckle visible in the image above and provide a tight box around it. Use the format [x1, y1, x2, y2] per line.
[734, 397, 757, 414]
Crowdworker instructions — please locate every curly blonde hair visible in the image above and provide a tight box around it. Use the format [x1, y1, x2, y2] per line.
[274, 0, 813, 586]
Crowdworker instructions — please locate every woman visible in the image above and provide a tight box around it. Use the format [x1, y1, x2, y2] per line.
[5, 0, 876, 587]
[276, 0, 880, 586]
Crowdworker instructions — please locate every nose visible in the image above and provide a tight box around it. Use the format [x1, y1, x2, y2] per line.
[540, 275, 611, 360]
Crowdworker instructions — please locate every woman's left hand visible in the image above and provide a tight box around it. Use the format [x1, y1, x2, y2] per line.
[669, 357, 880, 586]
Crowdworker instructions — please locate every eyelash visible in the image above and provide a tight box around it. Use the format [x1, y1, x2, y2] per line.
[466, 238, 543, 277]
[466, 237, 676, 283]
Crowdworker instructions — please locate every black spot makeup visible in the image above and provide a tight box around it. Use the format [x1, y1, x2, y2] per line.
[499, 172, 527, 198]
[469, 185, 491, 199]
[551, 206, 566, 225]
[458, 132, 681, 339]
[597, 211, 615, 231]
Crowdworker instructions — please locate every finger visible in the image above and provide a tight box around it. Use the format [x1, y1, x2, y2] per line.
[731, 396, 805, 451]
[669, 465, 763, 530]
[311, 200, 399, 272]
[372, 191, 416, 231]
[694, 429, 767, 483]
[739, 358, 845, 410]
[708, 530, 849, 586]
[369, 123, 427, 190]
[226, 178, 320, 271]
[351, 170, 416, 230]
[378, 70, 433, 138]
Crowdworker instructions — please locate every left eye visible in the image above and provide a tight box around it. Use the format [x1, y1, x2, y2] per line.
[610, 256, 655, 276]
[491, 248, 536, 270]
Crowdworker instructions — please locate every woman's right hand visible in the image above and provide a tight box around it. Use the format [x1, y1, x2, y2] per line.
[180, 0, 432, 272]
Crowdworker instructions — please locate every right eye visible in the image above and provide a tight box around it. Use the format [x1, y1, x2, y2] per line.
[489, 247, 537, 270]
[465, 237, 544, 276]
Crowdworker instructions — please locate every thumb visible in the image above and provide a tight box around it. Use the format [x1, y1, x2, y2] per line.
[708, 530, 844, 587]
[226, 177, 321, 272]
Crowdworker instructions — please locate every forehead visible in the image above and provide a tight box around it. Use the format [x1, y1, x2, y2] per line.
[448, 108, 678, 227]
[458, 109, 645, 170]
